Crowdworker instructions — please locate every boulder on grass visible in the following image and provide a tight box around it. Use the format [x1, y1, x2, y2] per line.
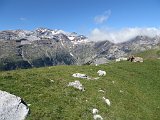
[68, 80, 85, 91]
[0, 90, 29, 120]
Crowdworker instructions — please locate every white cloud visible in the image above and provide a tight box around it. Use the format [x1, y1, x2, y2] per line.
[88, 27, 160, 43]
[94, 10, 111, 24]
[19, 17, 27, 21]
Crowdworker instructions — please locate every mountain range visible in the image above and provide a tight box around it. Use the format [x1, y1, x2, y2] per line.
[0, 28, 160, 70]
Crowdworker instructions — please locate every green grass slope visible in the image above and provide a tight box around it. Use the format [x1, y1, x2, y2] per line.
[0, 59, 160, 120]
[134, 49, 160, 60]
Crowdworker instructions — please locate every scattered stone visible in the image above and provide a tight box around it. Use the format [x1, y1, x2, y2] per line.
[72, 73, 88, 79]
[97, 70, 106, 76]
[92, 108, 103, 120]
[133, 57, 143, 62]
[50, 79, 54, 82]
[127, 56, 143, 62]
[0, 90, 29, 120]
[115, 58, 121, 62]
[120, 90, 123, 93]
[68, 80, 85, 91]
[112, 81, 115, 84]
[92, 108, 99, 114]
[102, 97, 111, 106]
[116, 57, 127, 62]
[93, 114, 103, 120]
[98, 90, 105, 93]
[72, 73, 98, 80]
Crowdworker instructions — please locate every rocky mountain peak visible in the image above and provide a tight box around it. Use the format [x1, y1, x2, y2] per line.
[0, 28, 89, 44]
[0, 28, 160, 70]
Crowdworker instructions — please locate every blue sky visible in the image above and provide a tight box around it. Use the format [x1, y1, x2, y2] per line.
[0, 0, 160, 37]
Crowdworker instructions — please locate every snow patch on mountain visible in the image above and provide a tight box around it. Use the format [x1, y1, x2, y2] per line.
[71, 39, 89, 44]
[70, 53, 74, 56]
[68, 36, 75, 40]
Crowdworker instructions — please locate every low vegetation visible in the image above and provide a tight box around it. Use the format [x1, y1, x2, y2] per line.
[0, 58, 160, 120]
[135, 49, 160, 59]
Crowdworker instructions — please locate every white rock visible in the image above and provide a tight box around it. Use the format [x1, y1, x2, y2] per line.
[116, 58, 121, 62]
[93, 114, 103, 120]
[103, 97, 111, 106]
[128, 56, 143, 62]
[120, 57, 128, 61]
[27, 104, 31, 106]
[120, 90, 123, 93]
[0, 90, 29, 120]
[133, 57, 143, 62]
[98, 90, 105, 93]
[50, 79, 54, 82]
[72, 73, 88, 79]
[92, 108, 99, 114]
[123, 58, 128, 60]
[97, 70, 106, 76]
[116, 57, 127, 62]
[68, 80, 85, 91]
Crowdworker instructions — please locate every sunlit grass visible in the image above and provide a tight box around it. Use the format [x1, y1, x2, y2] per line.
[0, 59, 160, 120]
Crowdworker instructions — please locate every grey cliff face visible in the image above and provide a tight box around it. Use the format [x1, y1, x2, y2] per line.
[0, 28, 95, 70]
[0, 28, 160, 70]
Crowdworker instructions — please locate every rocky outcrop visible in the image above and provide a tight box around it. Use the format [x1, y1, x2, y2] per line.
[0, 28, 96, 70]
[0, 90, 29, 120]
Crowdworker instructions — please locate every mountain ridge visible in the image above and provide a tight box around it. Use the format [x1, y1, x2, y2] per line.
[0, 28, 160, 70]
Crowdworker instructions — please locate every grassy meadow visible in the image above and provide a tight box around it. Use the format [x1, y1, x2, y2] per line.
[0, 57, 160, 120]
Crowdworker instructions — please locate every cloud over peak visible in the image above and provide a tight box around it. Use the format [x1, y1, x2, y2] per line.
[94, 10, 111, 24]
[89, 27, 160, 43]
